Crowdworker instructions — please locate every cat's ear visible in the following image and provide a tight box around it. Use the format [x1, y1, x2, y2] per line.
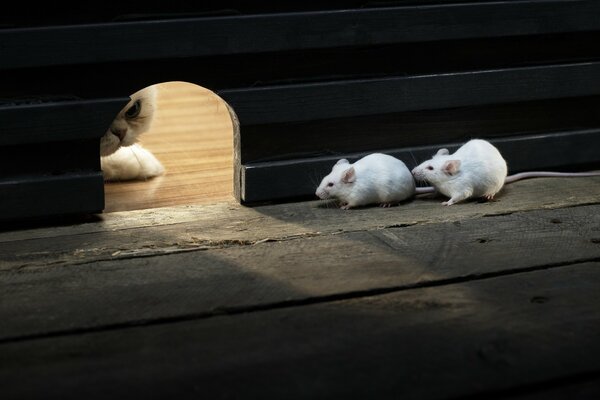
[134, 85, 158, 101]
[145, 85, 158, 103]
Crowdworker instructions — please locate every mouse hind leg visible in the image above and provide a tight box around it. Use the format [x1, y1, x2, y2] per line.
[442, 188, 473, 206]
[482, 186, 504, 202]
[482, 177, 506, 201]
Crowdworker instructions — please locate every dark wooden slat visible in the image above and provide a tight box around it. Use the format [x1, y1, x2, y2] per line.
[1, 204, 599, 341]
[239, 96, 600, 163]
[2, 1, 600, 70]
[1, 263, 599, 399]
[3, 31, 600, 99]
[0, 1, 521, 28]
[239, 129, 600, 203]
[0, 173, 104, 221]
[0, 99, 123, 222]
[0, 98, 127, 145]
[500, 377, 600, 400]
[222, 62, 600, 125]
[0, 140, 99, 178]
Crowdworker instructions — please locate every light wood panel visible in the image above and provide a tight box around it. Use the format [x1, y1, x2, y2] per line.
[104, 82, 234, 212]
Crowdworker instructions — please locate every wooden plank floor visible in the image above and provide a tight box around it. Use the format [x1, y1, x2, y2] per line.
[103, 82, 234, 212]
[1, 177, 600, 399]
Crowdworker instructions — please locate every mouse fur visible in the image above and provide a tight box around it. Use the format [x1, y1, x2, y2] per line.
[316, 153, 416, 209]
[411, 139, 507, 206]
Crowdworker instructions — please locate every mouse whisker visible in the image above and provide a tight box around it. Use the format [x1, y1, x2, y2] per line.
[408, 151, 418, 168]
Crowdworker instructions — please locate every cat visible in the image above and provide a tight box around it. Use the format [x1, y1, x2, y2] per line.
[100, 85, 165, 181]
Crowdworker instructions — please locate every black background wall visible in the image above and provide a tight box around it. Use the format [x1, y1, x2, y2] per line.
[1, 1, 600, 220]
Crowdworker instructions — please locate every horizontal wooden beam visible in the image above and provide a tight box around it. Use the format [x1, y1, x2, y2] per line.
[2, 31, 600, 99]
[0, 98, 128, 145]
[2, 0, 600, 69]
[238, 129, 600, 203]
[222, 62, 600, 125]
[238, 95, 600, 164]
[0, 173, 104, 221]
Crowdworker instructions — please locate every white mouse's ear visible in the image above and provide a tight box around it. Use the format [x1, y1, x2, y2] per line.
[443, 160, 461, 175]
[336, 158, 349, 166]
[435, 148, 450, 157]
[342, 167, 356, 183]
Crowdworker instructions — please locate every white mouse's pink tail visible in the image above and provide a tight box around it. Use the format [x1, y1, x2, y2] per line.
[505, 171, 600, 184]
[415, 186, 436, 194]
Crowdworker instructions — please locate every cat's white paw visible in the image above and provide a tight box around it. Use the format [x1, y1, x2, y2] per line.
[101, 144, 164, 182]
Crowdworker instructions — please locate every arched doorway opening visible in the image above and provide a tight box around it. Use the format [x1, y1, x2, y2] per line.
[102, 82, 236, 212]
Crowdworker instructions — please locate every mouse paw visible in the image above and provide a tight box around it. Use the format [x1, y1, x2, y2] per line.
[339, 202, 351, 210]
[442, 200, 454, 206]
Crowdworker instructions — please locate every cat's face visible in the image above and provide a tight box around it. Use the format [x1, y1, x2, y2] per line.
[100, 86, 157, 156]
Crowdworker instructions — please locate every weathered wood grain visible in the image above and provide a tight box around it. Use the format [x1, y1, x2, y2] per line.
[1, 177, 599, 268]
[1, 263, 599, 399]
[1, 204, 599, 342]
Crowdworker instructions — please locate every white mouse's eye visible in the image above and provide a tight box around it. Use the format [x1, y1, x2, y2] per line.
[327, 182, 334, 187]
[427, 166, 434, 171]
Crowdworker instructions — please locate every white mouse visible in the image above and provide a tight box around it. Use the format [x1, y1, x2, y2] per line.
[411, 138, 600, 205]
[315, 153, 416, 209]
[411, 139, 507, 206]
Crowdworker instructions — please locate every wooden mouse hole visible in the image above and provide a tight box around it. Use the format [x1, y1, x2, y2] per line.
[103, 81, 236, 213]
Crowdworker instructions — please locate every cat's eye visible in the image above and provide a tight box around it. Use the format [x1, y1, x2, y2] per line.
[125, 100, 142, 119]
